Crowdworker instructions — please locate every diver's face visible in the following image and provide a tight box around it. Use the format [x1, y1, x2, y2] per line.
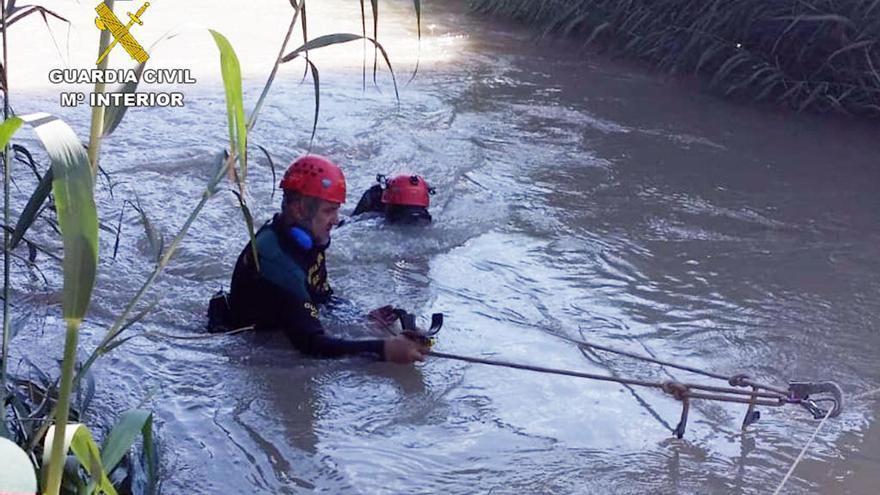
[306, 199, 340, 245]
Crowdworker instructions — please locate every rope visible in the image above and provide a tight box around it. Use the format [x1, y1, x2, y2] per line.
[853, 386, 880, 401]
[579, 345, 675, 432]
[557, 333, 791, 396]
[428, 351, 665, 390]
[557, 333, 730, 381]
[144, 325, 255, 341]
[771, 406, 833, 495]
[427, 351, 791, 407]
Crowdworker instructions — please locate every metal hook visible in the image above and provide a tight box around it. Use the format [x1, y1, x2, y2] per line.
[426, 313, 443, 336]
[798, 399, 829, 419]
[674, 396, 690, 439]
[662, 381, 691, 438]
[741, 385, 761, 430]
[391, 309, 444, 347]
[788, 381, 844, 418]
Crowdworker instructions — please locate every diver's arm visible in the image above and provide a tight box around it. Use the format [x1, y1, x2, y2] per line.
[280, 298, 386, 359]
[351, 184, 385, 216]
[280, 297, 426, 362]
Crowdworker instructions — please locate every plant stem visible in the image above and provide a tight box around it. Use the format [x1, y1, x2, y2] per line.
[87, 0, 115, 178]
[1, 0, 12, 405]
[33, 161, 226, 454]
[43, 319, 79, 495]
[73, 155, 232, 388]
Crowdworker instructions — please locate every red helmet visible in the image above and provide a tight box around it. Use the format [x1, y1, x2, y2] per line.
[280, 155, 346, 204]
[381, 174, 431, 207]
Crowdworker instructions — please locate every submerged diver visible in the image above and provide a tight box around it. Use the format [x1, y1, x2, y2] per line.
[213, 155, 428, 364]
[352, 174, 434, 224]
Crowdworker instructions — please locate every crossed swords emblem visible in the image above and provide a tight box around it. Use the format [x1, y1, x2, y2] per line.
[94, 1, 150, 65]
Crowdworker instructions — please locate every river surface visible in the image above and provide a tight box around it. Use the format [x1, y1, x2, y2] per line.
[7, 0, 880, 493]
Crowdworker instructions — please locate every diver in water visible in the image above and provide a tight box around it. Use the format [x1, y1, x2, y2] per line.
[352, 174, 434, 225]
[210, 155, 428, 364]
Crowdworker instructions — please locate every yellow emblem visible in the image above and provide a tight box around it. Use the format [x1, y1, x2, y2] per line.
[304, 302, 319, 319]
[307, 253, 324, 287]
[94, 2, 150, 65]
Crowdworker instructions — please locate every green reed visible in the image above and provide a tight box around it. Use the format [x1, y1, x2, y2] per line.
[469, 0, 880, 116]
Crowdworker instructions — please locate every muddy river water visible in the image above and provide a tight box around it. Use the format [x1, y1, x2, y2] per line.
[8, 0, 880, 493]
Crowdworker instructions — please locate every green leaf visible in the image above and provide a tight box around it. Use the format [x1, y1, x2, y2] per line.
[799, 82, 827, 112]
[281, 34, 399, 142]
[100, 409, 152, 474]
[4, 5, 68, 30]
[585, 22, 610, 46]
[710, 51, 750, 87]
[694, 43, 723, 74]
[10, 167, 52, 251]
[256, 145, 277, 201]
[43, 423, 117, 495]
[0, 116, 22, 148]
[208, 30, 248, 185]
[206, 149, 230, 195]
[102, 62, 146, 137]
[231, 190, 260, 272]
[778, 81, 805, 103]
[412, 0, 421, 39]
[20, 113, 97, 322]
[304, 59, 320, 148]
[70, 427, 117, 495]
[282, 33, 360, 61]
[9, 391, 38, 443]
[127, 199, 163, 263]
[141, 410, 157, 495]
[0, 117, 37, 252]
[771, 14, 855, 27]
[370, 0, 379, 83]
[281, 34, 399, 102]
[407, 0, 421, 83]
[754, 72, 783, 101]
[300, 0, 310, 83]
[360, 0, 367, 90]
[825, 39, 875, 65]
[728, 65, 778, 94]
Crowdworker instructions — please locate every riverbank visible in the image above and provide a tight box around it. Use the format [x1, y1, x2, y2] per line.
[467, 0, 880, 117]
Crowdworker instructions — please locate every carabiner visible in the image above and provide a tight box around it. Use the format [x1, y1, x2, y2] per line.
[788, 381, 844, 418]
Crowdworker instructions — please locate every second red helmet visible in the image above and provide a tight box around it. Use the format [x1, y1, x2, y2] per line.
[381, 174, 431, 208]
[280, 155, 346, 204]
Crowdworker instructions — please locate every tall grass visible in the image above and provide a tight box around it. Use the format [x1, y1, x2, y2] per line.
[87, 0, 114, 176]
[468, 0, 880, 116]
[1, 0, 13, 443]
[21, 111, 99, 495]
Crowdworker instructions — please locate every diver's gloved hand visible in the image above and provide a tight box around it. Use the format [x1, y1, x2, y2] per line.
[383, 335, 428, 364]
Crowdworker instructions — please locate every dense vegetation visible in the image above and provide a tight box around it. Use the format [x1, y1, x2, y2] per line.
[469, 0, 880, 116]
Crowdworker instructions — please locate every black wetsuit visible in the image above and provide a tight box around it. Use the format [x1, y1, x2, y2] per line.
[352, 184, 385, 216]
[228, 216, 385, 359]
